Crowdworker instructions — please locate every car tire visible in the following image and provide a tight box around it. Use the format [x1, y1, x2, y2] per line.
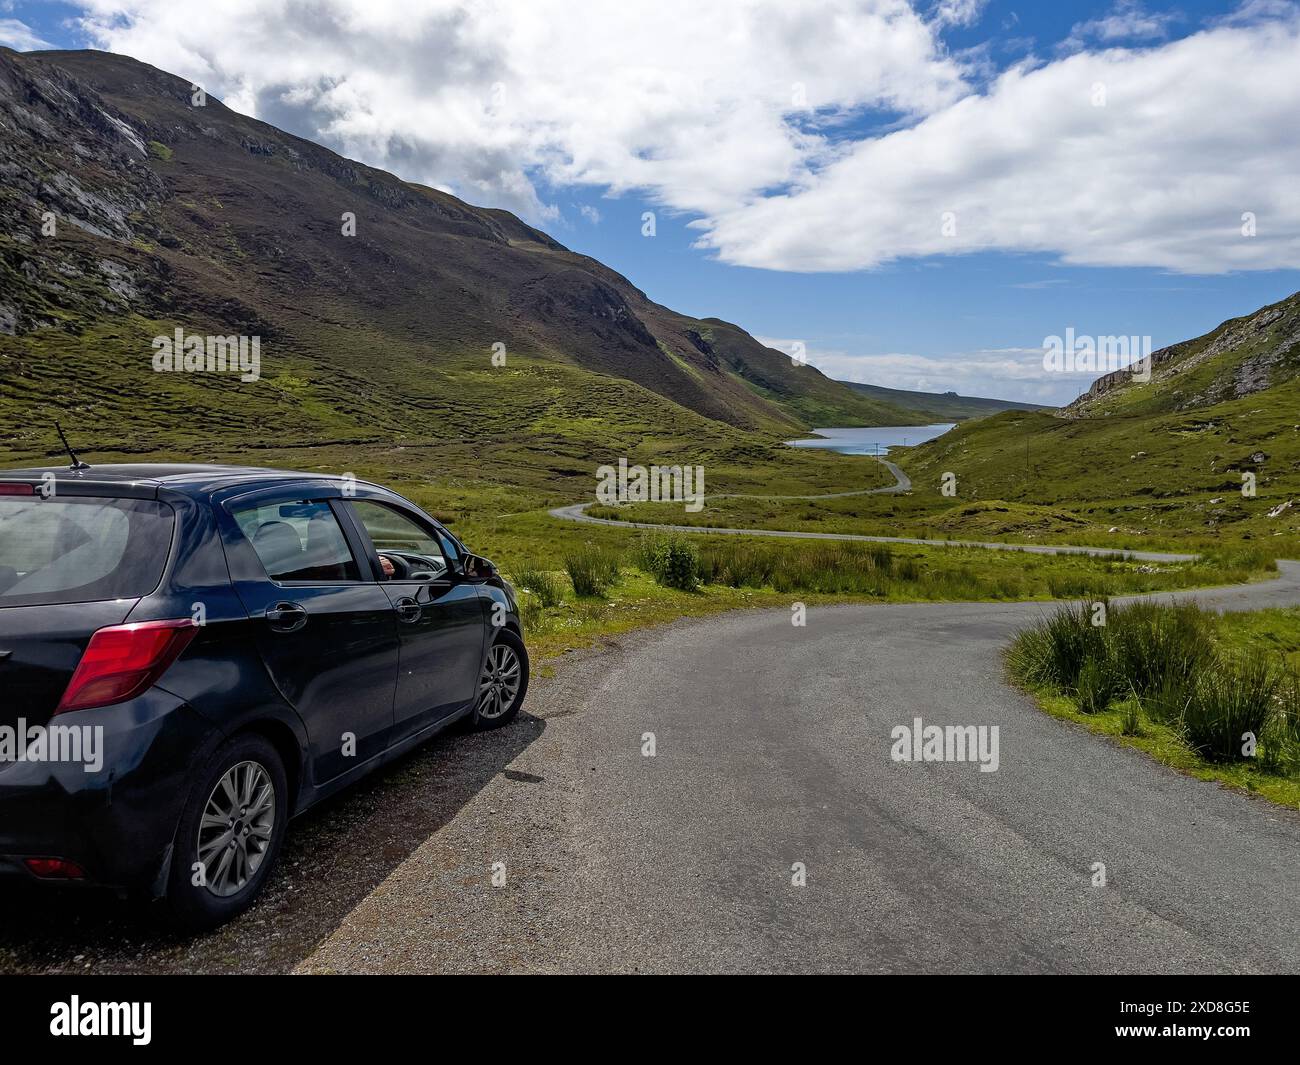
[471, 629, 529, 730]
[165, 734, 288, 930]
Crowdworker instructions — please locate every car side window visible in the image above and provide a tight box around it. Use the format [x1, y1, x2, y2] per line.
[230, 499, 361, 583]
[346, 500, 446, 579]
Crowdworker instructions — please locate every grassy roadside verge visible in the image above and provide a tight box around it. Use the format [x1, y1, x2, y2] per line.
[586, 491, 1300, 559]
[508, 532, 1278, 669]
[1007, 602, 1300, 810]
[1028, 691, 1300, 809]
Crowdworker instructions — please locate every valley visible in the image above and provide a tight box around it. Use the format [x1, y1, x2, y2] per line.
[2, 9, 1300, 990]
[2, 46, 1298, 686]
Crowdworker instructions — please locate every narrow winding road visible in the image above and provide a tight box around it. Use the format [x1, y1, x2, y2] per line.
[549, 458, 1198, 562]
[292, 564, 1300, 974]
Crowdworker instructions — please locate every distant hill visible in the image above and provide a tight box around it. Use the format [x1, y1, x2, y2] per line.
[837, 381, 1051, 421]
[0, 47, 923, 464]
[1064, 291, 1300, 418]
[904, 290, 1300, 543]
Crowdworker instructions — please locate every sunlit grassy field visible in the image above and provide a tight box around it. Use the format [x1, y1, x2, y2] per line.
[905, 394, 1300, 545]
[590, 421, 1300, 558]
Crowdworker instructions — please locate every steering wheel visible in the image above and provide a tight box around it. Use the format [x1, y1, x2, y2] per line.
[378, 551, 445, 581]
[377, 552, 409, 579]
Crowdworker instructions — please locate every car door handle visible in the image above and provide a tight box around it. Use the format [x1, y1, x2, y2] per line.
[265, 601, 308, 633]
[393, 596, 422, 624]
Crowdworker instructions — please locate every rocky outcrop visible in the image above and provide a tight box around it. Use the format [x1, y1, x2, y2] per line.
[1064, 294, 1300, 417]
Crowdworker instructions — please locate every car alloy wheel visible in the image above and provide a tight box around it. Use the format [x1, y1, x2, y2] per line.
[477, 642, 522, 720]
[196, 760, 276, 898]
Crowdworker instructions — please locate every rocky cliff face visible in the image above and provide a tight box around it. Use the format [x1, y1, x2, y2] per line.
[0, 50, 171, 335]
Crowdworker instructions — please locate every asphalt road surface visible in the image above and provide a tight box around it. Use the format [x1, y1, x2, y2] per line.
[289, 563, 1300, 974]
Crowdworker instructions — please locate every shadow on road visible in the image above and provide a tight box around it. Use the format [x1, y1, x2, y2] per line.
[0, 713, 545, 974]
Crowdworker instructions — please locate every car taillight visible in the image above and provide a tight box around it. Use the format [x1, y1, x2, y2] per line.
[55, 619, 199, 715]
[24, 857, 86, 879]
[0, 483, 35, 495]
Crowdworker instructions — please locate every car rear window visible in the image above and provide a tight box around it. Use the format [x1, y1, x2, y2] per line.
[0, 496, 176, 607]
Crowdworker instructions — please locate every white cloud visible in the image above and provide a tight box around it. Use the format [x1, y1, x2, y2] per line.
[771, 342, 1089, 405]
[697, 10, 1300, 274]
[0, 17, 52, 49]
[932, 0, 987, 29]
[1064, 1, 1176, 48]
[1214, 0, 1300, 25]
[72, 0, 967, 223]
[66, 0, 1300, 275]
[578, 204, 602, 225]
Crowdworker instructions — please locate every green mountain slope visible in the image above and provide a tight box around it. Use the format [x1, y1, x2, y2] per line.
[1065, 291, 1300, 419]
[838, 380, 1051, 421]
[905, 292, 1300, 544]
[0, 47, 918, 465]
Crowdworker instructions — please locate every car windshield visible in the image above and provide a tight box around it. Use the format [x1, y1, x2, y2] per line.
[0, 495, 175, 607]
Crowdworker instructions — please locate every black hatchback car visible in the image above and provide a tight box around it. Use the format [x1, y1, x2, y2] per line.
[0, 463, 528, 927]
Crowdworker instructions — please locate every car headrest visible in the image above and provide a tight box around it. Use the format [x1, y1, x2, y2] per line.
[304, 512, 342, 552]
[252, 520, 302, 566]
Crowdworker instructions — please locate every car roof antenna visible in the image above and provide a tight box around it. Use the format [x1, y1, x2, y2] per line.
[55, 421, 91, 471]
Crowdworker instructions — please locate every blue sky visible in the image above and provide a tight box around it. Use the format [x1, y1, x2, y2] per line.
[5, 0, 1298, 404]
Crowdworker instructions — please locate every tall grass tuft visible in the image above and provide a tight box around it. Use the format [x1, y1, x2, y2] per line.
[1141, 673, 1196, 726]
[563, 547, 621, 597]
[1011, 599, 1287, 766]
[1009, 598, 1216, 712]
[1262, 672, 1300, 775]
[1119, 696, 1143, 737]
[695, 540, 772, 588]
[515, 568, 566, 608]
[867, 544, 894, 575]
[1179, 654, 1280, 762]
[516, 589, 545, 633]
[1106, 601, 1216, 700]
[1075, 655, 1124, 714]
[1006, 601, 1108, 692]
[1199, 546, 1278, 576]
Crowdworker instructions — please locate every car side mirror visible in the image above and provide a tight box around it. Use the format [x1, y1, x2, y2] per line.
[463, 554, 497, 582]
